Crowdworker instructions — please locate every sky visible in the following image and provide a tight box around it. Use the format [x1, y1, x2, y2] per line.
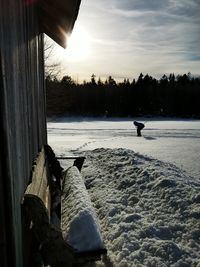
[47, 0, 200, 82]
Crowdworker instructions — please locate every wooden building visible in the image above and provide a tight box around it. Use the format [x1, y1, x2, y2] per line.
[0, 1, 81, 266]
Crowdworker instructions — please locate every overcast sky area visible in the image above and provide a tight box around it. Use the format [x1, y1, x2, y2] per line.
[50, 0, 200, 82]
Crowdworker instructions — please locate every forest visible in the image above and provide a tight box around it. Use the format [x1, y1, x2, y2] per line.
[46, 73, 200, 118]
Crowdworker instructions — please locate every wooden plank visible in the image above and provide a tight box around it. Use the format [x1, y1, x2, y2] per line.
[25, 147, 50, 212]
[22, 194, 75, 267]
[0, 1, 47, 264]
[0, 155, 8, 266]
[22, 148, 76, 266]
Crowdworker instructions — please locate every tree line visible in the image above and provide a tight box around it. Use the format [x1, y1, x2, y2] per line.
[46, 73, 200, 118]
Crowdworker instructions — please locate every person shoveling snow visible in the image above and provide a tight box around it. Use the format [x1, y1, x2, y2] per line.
[133, 121, 145, 136]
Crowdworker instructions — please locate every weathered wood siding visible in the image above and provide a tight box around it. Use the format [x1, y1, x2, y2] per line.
[0, 1, 46, 266]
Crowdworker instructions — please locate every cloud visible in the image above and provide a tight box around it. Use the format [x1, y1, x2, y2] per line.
[59, 0, 200, 80]
[113, 0, 166, 12]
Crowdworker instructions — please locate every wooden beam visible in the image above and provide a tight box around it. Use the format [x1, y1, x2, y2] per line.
[56, 156, 86, 171]
[25, 147, 50, 213]
[22, 194, 75, 267]
[23, 147, 75, 266]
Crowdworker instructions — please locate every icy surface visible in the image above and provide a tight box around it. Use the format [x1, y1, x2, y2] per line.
[48, 117, 200, 179]
[61, 166, 104, 252]
[47, 118, 200, 266]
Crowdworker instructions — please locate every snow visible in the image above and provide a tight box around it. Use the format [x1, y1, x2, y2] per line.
[47, 117, 200, 266]
[47, 117, 200, 179]
[61, 166, 104, 252]
[81, 148, 200, 266]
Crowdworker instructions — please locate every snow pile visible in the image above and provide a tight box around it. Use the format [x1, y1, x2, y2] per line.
[80, 148, 200, 267]
[61, 166, 104, 252]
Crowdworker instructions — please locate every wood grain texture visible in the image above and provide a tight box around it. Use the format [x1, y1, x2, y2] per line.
[22, 194, 75, 267]
[0, 1, 46, 265]
[25, 148, 51, 213]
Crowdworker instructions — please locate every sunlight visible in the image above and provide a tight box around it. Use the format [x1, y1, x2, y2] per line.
[64, 25, 91, 62]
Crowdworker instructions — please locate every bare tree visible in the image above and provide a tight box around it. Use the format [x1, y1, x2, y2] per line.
[44, 34, 61, 78]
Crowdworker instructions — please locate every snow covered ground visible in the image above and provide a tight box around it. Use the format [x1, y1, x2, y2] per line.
[47, 118, 200, 267]
[48, 118, 200, 179]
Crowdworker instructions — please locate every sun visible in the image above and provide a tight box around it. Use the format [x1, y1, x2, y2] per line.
[64, 25, 91, 62]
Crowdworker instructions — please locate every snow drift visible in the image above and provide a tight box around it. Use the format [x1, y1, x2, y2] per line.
[61, 166, 105, 252]
[79, 148, 200, 267]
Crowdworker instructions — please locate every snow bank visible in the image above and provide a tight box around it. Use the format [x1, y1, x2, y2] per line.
[80, 148, 200, 267]
[61, 166, 104, 252]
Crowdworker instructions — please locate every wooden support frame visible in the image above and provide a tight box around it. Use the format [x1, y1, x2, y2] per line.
[56, 156, 86, 171]
[25, 147, 51, 213]
[22, 146, 106, 266]
[22, 147, 75, 266]
[22, 194, 75, 267]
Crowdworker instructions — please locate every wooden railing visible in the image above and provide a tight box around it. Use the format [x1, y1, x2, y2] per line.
[22, 145, 106, 267]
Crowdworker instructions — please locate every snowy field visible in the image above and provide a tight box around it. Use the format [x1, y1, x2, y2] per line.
[48, 118, 200, 179]
[47, 118, 200, 267]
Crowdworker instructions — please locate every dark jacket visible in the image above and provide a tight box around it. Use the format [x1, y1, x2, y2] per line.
[133, 121, 144, 129]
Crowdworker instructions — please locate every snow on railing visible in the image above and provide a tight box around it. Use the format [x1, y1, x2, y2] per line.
[61, 166, 106, 254]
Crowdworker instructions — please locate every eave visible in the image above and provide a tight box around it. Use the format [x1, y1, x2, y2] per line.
[39, 0, 81, 48]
